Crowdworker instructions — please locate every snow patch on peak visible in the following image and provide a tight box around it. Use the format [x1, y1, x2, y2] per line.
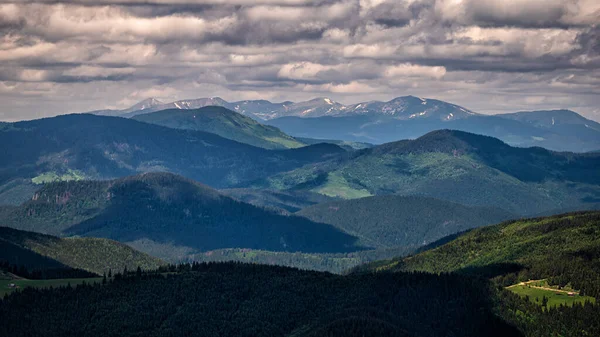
[324, 98, 333, 105]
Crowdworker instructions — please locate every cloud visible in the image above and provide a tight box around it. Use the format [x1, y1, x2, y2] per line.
[0, 0, 598, 121]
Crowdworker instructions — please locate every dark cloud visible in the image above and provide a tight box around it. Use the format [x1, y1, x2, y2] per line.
[0, 0, 598, 121]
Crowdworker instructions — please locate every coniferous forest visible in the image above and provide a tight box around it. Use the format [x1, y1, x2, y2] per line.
[0, 262, 520, 337]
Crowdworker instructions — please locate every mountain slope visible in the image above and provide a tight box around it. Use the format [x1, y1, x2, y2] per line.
[254, 130, 600, 215]
[0, 226, 163, 275]
[132, 106, 304, 149]
[0, 173, 361, 260]
[297, 195, 515, 248]
[268, 112, 600, 152]
[357, 211, 600, 297]
[0, 114, 345, 204]
[0, 262, 521, 337]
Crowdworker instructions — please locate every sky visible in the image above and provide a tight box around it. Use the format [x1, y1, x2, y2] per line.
[0, 0, 599, 121]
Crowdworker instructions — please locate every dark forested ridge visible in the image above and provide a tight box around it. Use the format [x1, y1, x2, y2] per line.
[0, 113, 345, 204]
[0, 262, 521, 337]
[0, 173, 361, 260]
[132, 106, 306, 149]
[297, 195, 516, 248]
[257, 130, 600, 215]
[0, 226, 163, 275]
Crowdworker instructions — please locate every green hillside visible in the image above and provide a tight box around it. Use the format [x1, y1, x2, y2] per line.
[359, 211, 600, 298]
[0, 263, 520, 337]
[133, 107, 305, 149]
[0, 173, 361, 260]
[0, 114, 345, 204]
[255, 130, 600, 215]
[0, 226, 163, 275]
[297, 195, 515, 248]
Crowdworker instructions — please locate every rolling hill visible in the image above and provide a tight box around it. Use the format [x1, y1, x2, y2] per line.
[0, 173, 361, 261]
[132, 106, 305, 149]
[0, 113, 345, 205]
[252, 130, 600, 215]
[0, 226, 163, 275]
[353, 211, 600, 336]
[357, 211, 600, 297]
[296, 195, 515, 248]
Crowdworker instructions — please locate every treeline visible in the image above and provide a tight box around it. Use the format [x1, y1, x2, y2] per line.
[0, 262, 521, 337]
[498, 289, 600, 337]
[0, 260, 97, 280]
[190, 246, 414, 274]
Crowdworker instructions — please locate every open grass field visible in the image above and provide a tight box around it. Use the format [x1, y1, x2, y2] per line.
[0, 277, 102, 297]
[507, 280, 596, 308]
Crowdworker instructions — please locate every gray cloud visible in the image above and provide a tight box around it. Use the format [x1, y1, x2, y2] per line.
[0, 0, 599, 121]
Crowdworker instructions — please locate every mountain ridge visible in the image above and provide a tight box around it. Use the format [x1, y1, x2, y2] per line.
[132, 106, 305, 149]
[253, 129, 600, 215]
[0, 172, 362, 261]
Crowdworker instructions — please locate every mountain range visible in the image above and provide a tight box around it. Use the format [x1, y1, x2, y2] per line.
[0, 113, 344, 205]
[253, 129, 600, 216]
[89, 96, 600, 152]
[132, 106, 305, 149]
[0, 173, 360, 261]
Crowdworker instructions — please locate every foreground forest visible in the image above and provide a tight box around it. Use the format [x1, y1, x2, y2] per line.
[0, 263, 520, 337]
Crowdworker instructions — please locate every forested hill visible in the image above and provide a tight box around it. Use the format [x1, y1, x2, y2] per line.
[358, 211, 600, 298]
[257, 130, 600, 215]
[0, 173, 361, 260]
[0, 226, 163, 275]
[296, 195, 515, 248]
[132, 106, 305, 149]
[0, 113, 345, 204]
[0, 262, 521, 337]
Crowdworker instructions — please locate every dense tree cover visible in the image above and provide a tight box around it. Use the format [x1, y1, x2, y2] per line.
[1, 173, 361, 261]
[255, 130, 600, 215]
[360, 212, 600, 298]
[297, 195, 515, 248]
[133, 106, 305, 149]
[0, 113, 346, 204]
[0, 226, 163, 275]
[0, 260, 96, 279]
[0, 262, 521, 337]
[498, 288, 600, 337]
[356, 211, 600, 336]
[190, 246, 414, 274]
[221, 188, 338, 213]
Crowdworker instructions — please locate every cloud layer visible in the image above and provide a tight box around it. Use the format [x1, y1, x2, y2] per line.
[0, 0, 599, 120]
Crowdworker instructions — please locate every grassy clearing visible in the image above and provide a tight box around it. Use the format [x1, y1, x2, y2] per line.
[31, 170, 86, 185]
[0, 277, 102, 297]
[312, 172, 371, 199]
[507, 280, 596, 308]
[263, 136, 305, 149]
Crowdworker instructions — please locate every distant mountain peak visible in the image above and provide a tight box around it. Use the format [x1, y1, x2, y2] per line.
[129, 98, 163, 111]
